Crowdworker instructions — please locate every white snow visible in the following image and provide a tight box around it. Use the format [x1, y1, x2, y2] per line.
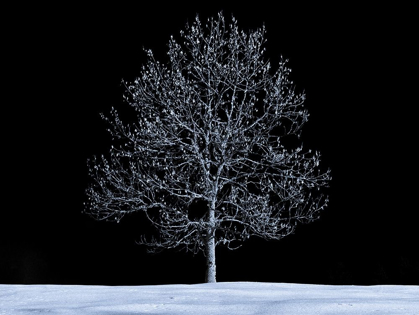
[0, 282, 418, 314]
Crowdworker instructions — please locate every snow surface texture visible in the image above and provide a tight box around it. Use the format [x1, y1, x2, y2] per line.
[0, 282, 418, 314]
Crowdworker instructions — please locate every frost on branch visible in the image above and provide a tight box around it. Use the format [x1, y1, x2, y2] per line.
[85, 12, 331, 280]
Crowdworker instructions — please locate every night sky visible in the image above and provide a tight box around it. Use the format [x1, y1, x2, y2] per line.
[3, 4, 416, 285]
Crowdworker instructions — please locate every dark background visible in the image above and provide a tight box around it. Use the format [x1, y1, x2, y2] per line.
[3, 3, 416, 285]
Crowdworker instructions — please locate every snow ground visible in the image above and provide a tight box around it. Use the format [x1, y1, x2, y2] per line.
[0, 282, 418, 314]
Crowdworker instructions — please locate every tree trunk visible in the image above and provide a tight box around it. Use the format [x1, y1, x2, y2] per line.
[205, 203, 216, 283]
[205, 233, 216, 283]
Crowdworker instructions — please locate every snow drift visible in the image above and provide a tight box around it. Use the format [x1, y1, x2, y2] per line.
[0, 282, 418, 314]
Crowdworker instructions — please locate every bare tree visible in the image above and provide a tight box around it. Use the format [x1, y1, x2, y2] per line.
[85, 12, 331, 283]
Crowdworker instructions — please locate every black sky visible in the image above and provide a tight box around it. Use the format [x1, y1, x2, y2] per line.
[3, 3, 416, 285]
